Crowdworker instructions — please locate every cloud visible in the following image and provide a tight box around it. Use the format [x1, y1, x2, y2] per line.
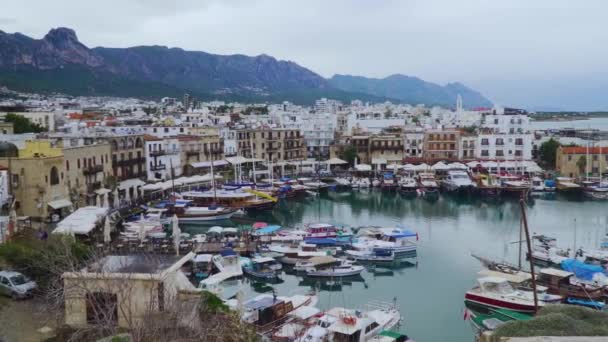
[1, 0, 607, 109]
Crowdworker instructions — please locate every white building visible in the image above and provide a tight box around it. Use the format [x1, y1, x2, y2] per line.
[476, 108, 533, 161]
[346, 112, 406, 134]
[144, 137, 181, 181]
[220, 127, 238, 157]
[403, 129, 424, 158]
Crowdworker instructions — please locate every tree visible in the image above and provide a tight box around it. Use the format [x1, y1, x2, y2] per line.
[538, 138, 560, 168]
[4, 113, 46, 133]
[576, 155, 587, 176]
[339, 145, 358, 166]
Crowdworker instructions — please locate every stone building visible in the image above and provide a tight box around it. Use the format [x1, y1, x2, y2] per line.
[236, 128, 305, 163]
[556, 146, 608, 179]
[0, 140, 70, 219]
[423, 129, 461, 160]
[178, 134, 224, 169]
[62, 139, 113, 207]
[106, 135, 146, 181]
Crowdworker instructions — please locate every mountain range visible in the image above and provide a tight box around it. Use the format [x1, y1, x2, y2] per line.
[0, 27, 492, 107]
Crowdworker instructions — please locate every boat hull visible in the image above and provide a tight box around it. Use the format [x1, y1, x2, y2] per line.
[177, 210, 237, 222]
[464, 293, 539, 313]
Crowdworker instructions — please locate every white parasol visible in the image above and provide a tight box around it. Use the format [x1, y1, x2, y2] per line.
[103, 217, 111, 243]
[138, 213, 146, 242]
[172, 214, 181, 256]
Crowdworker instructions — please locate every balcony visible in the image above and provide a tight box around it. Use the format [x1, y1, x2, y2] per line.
[150, 164, 167, 171]
[83, 164, 104, 175]
[86, 181, 102, 193]
[150, 150, 166, 157]
[116, 157, 145, 167]
[186, 150, 200, 157]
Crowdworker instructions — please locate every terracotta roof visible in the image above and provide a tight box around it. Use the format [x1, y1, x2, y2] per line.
[560, 147, 607, 154]
[143, 134, 162, 141]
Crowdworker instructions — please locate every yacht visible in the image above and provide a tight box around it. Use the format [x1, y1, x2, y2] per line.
[442, 170, 476, 194]
[239, 293, 319, 333]
[583, 178, 608, 200]
[398, 177, 418, 197]
[304, 260, 365, 278]
[555, 177, 582, 193]
[172, 200, 238, 223]
[416, 172, 440, 197]
[465, 277, 548, 313]
[354, 228, 418, 259]
[296, 302, 401, 342]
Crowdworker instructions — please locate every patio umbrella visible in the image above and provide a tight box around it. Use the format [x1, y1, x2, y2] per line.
[172, 214, 181, 256]
[102, 194, 108, 209]
[138, 214, 146, 242]
[252, 222, 268, 229]
[103, 217, 111, 243]
[113, 187, 119, 208]
[125, 188, 131, 204]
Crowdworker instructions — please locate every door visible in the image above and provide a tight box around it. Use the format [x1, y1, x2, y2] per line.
[0, 276, 10, 296]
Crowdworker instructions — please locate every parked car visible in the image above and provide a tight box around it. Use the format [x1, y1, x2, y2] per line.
[0, 271, 37, 299]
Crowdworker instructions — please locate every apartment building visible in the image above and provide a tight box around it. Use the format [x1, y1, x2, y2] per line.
[178, 134, 224, 169]
[459, 133, 477, 160]
[62, 139, 113, 207]
[236, 128, 305, 163]
[144, 136, 181, 181]
[423, 130, 460, 160]
[477, 108, 533, 160]
[107, 135, 146, 181]
[336, 134, 404, 164]
[403, 129, 424, 158]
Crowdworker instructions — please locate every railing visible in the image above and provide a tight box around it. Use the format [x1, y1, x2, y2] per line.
[83, 164, 104, 175]
[186, 150, 200, 156]
[150, 150, 166, 156]
[116, 157, 145, 167]
[87, 181, 102, 193]
[150, 164, 166, 171]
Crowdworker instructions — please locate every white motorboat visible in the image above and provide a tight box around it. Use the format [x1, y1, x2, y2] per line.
[531, 176, 545, 192]
[335, 177, 352, 189]
[346, 247, 395, 263]
[442, 170, 476, 194]
[355, 228, 418, 258]
[398, 177, 418, 197]
[465, 277, 551, 313]
[305, 261, 365, 277]
[352, 178, 371, 189]
[294, 255, 342, 271]
[296, 301, 401, 342]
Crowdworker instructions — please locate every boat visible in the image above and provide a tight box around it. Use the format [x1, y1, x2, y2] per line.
[294, 256, 342, 272]
[555, 177, 582, 193]
[416, 172, 440, 198]
[268, 242, 338, 265]
[565, 297, 606, 310]
[304, 261, 365, 278]
[181, 188, 276, 212]
[583, 178, 608, 200]
[499, 175, 531, 196]
[441, 170, 476, 195]
[297, 301, 401, 342]
[304, 223, 352, 241]
[171, 200, 238, 222]
[346, 247, 396, 264]
[198, 252, 244, 300]
[381, 173, 398, 191]
[528, 234, 570, 266]
[355, 227, 418, 259]
[464, 277, 548, 313]
[466, 308, 532, 337]
[536, 268, 605, 301]
[476, 269, 563, 304]
[242, 256, 283, 281]
[397, 177, 417, 198]
[352, 177, 371, 189]
[531, 176, 545, 193]
[474, 173, 502, 198]
[370, 330, 414, 342]
[335, 177, 352, 190]
[240, 293, 319, 334]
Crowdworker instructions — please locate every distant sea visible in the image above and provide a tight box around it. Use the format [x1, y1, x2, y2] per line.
[531, 117, 608, 130]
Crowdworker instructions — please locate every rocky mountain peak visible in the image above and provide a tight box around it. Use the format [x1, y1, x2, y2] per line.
[43, 27, 79, 46]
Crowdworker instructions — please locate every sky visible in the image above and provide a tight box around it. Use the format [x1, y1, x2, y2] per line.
[2, 0, 608, 110]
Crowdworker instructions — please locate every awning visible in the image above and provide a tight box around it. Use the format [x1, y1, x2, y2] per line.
[95, 188, 111, 195]
[354, 164, 372, 171]
[371, 158, 387, 165]
[47, 199, 72, 209]
[325, 157, 347, 165]
[253, 225, 282, 235]
[118, 178, 146, 190]
[189, 160, 229, 168]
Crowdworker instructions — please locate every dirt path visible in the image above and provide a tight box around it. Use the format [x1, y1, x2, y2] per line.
[0, 297, 57, 342]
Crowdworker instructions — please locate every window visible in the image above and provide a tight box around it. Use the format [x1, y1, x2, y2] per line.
[515, 150, 522, 157]
[481, 150, 489, 157]
[494, 119, 498, 124]
[481, 138, 489, 146]
[66, 161, 70, 171]
[593, 155, 598, 161]
[365, 322, 380, 333]
[164, 128, 169, 133]
[77, 159, 81, 169]
[568, 155, 572, 161]
[50, 167, 60, 185]
[496, 138, 504, 146]
[0, 276, 8, 286]
[515, 138, 523, 146]
[496, 150, 504, 157]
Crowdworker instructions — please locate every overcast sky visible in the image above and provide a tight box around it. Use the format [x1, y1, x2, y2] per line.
[2, 0, 608, 110]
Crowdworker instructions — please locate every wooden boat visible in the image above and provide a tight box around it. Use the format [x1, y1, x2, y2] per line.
[294, 256, 341, 272]
[536, 268, 605, 301]
[181, 188, 276, 212]
[474, 173, 502, 198]
[240, 293, 318, 334]
[499, 175, 531, 196]
[416, 172, 440, 197]
[171, 201, 237, 222]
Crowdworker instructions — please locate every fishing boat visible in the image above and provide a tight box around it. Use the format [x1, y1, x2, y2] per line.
[171, 200, 238, 222]
[181, 188, 276, 212]
[441, 170, 476, 195]
[304, 261, 365, 278]
[398, 177, 418, 198]
[269, 242, 338, 265]
[242, 256, 283, 281]
[296, 301, 401, 342]
[240, 293, 319, 334]
[536, 268, 606, 301]
[381, 173, 398, 191]
[464, 277, 547, 313]
[416, 172, 440, 198]
[474, 173, 502, 198]
[555, 177, 582, 193]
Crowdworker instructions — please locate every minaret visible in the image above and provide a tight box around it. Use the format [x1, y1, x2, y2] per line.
[456, 94, 463, 114]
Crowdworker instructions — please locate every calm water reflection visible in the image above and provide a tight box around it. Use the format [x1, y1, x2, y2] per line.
[183, 190, 608, 342]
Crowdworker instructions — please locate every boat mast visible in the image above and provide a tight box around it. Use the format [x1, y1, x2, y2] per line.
[518, 215, 523, 270]
[519, 195, 539, 313]
[210, 155, 217, 202]
[586, 139, 590, 181]
[170, 158, 176, 200]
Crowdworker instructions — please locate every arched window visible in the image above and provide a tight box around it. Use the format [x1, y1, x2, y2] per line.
[128, 138, 134, 149]
[50, 166, 60, 185]
[111, 140, 118, 150]
[120, 138, 127, 149]
[135, 138, 143, 148]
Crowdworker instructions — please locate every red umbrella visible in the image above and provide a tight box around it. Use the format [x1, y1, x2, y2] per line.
[252, 222, 268, 229]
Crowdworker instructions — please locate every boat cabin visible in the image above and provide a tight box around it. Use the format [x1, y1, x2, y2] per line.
[242, 295, 294, 329]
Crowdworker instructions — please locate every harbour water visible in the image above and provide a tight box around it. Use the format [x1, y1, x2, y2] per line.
[531, 117, 608, 130]
[182, 191, 608, 342]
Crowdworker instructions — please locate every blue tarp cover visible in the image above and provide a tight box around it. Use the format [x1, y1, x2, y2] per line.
[561, 258, 605, 281]
[303, 237, 337, 245]
[254, 225, 282, 235]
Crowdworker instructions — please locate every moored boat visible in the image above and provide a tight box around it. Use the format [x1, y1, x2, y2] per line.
[464, 277, 547, 313]
[442, 170, 476, 195]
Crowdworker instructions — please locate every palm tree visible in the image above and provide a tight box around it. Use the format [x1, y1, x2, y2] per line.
[576, 155, 587, 178]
